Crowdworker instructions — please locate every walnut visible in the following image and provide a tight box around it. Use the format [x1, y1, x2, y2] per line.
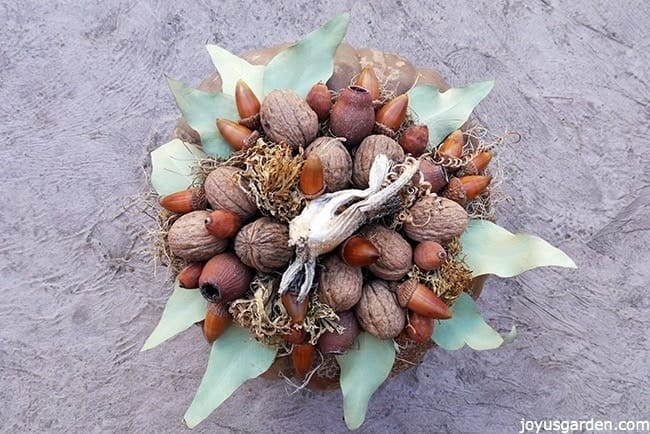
[234, 217, 292, 273]
[352, 135, 405, 188]
[359, 225, 412, 281]
[204, 165, 257, 221]
[305, 137, 352, 192]
[403, 195, 469, 243]
[167, 211, 227, 261]
[355, 279, 406, 339]
[317, 255, 363, 311]
[260, 89, 319, 149]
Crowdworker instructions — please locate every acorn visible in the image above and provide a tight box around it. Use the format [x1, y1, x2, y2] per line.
[462, 151, 493, 175]
[375, 94, 408, 136]
[159, 187, 207, 214]
[282, 292, 310, 324]
[284, 325, 308, 345]
[177, 262, 205, 289]
[441, 175, 492, 205]
[235, 79, 261, 129]
[305, 83, 332, 121]
[292, 343, 315, 379]
[199, 253, 253, 303]
[317, 310, 359, 354]
[437, 129, 464, 158]
[216, 119, 259, 151]
[399, 125, 429, 156]
[329, 85, 375, 147]
[204, 209, 241, 239]
[394, 279, 451, 319]
[416, 159, 448, 192]
[340, 235, 380, 267]
[355, 65, 380, 101]
[406, 312, 435, 343]
[203, 301, 231, 343]
[299, 153, 326, 199]
[413, 241, 447, 271]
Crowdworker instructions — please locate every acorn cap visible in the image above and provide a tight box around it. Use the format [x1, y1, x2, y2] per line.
[204, 302, 231, 343]
[441, 177, 467, 205]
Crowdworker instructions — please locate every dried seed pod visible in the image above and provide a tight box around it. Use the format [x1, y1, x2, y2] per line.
[327, 42, 361, 92]
[318, 255, 363, 312]
[282, 292, 310, 324]
[360, 225, 412, 281]
[404, 196, 469, 243]
[204, 165, 257, 221]
[357, 48, 417, 96]
[355, 279, 406, 339]
[413, 241, 447, 271]
[159, 188, 207, 214]
[168, 211, 228, 261]
[462, 151, 492, 175]
[299, 153, 326, 199]
[442, 175, 492, 205]
[203, 302, 231, 343]
[438, 129, 464, 158]
[317, 310, 359, 354]
[340, 235, 380, 267]
[234, 217, 292, 273]
[375, 94, 408, 135]
[329, 86, 375, 147]
[199, 253, 253, 303]
[355, 65, 380, 101]
[399, 125, 429, 157]
[284, 325, 307, 345]
[216, 118, 259, 151]
[260, 89, 319, 149]
[305, 83, 332, 121]
[406, 312, 435, 343]
[234, 79, 261, 129]
[395, 279, 451, 319]
[415, 159, 448, 192]
[204, 209, 241, 239]
[352, 135, 405, 188]
[292, 343, 315, 379]
[304, 137, 352, 192]
[177, 262, 205, 289]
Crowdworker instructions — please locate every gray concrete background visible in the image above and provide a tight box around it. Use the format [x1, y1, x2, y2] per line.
[1, 1, 648, 432]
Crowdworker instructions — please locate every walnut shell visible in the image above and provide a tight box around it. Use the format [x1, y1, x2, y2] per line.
[234, 217, 292, 273]
[317, 255, 363, 311]
[359, 225, 412, 280]
[355, 279, 406, 339]
[167, 211, 228, 261]
[352, 135, 405, 188]
[204, 165, 257, 221]
[403, 195, 469, 243]
[305, 137, 352, 192]
[260, 89, 319, 149]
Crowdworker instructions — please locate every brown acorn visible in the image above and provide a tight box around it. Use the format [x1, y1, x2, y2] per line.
[340, 235, 380, 267]
[284, 325, 307, 345]
[416, 159, 448, 192]
[438, 129, 464, 158]
[282, 292, 310, 324]
[442, 175, 492, 205]
[177, 262, 205, 289]
[355, 66, 380, 101]
[329, 85, 375, 147]
[413, 241, 447, 271]
[204, 209, 241, 239]
[292, 343, 315, 379]
[375, 94, 408, 134]
[399, 125, 429, 156]
[406, 312, 435, 343]
[199, 253, 253, 303]
[216, 118, 259, 151]
[462, 151, 492, 175]
[203, 302, 231, 343]
[395, 279, 451, 319]
[235, 79, 261, 129]
[159, 188, 207, 214]
[317, 310, 359, 354]
[299, 153, 326, 199]
[305, 83, 332, 121]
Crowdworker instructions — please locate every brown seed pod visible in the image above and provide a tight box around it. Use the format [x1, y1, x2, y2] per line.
[304, 137, 352, 192]
[438, 129, 464, 158]
[399, 125, 429, 157]
[318, 255, 363, 312]
[177, 262, 205, 289]
[234, 79, 261, 129]
[199, 253, 253, 303]
[413, 241, 447, 271]
[442, 175, 492, 206]
[203, 302, 231, 343]
[359, 225, 412, 281]
[403, 196, 469, 243]
[167, 211, 228, 262]
[299, 153, 326, 199]
[406, 312, 435, 343]
[204, 165, 257, 221]
[329, 86, 375, 147]
[260, 89, 319, 150]
[234, 217, 292, 273]
[282, 292, 310, 324]
[216, 118, 259, 151]
[317, 310, 359, 354]
[357, 48, 416, 96]
[355, 279, 406, 339]
[462, 151, 492, 175]
[305, 83, 332, 121]
[355, 65, 380, 101]
[204, 209, 241, 239]
[352, 135, 405, 188]
[395, 279, 451, 319]
[415, 159, 448, 192]
[292, 343, 315, 379]
[340, 236, 380, 267]
[375, 94, 408, 135]
[159, 188, 207, 214]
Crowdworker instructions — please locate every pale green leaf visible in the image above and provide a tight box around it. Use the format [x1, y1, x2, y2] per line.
[205, 45, 265, 98]
[183, 325, 277, 428]
[407, 81, 494, 148]
[460, 219, 577, 278]
[263, 12, 350, 98]
[336, 333, 395, 431]
[141, 280, 207, 351]
[432, 292, 516, 351]
[166, 76, 239, 157]
[150, 139, 206, 196]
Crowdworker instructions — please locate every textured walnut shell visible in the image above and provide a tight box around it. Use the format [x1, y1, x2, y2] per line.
[317, 255, 363, 311]
[360, 225, 412, 281]
[355, 279, 406, 339]
[167, 211, 228, 261]
[357, 48, 416, 96]
[305, 137, 352, 192]
[204, 165, 257, 221]
[352, 135, 405, 188]
[260, 89, 319, 149]
[234, 217, 292, 273]
[404, 196, 469, 243]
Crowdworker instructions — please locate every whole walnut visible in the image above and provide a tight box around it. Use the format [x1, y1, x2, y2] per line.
[260, 89, 319, 149]
[305, 137, 352, 192]
[355, 279, 406, 339]
[167, 211, 228, 261]
[403, 195, 469, 243]
[234, 217, 292, 273]
[352, 135, 405, 188]
[359, 225, 412, 281]
[317, 255, 363, 311]
[204, 165, 257, 221]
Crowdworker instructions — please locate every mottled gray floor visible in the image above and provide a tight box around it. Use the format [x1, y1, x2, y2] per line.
[1, 1, 648, 433]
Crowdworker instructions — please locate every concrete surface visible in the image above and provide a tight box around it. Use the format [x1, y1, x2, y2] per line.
[1, 0, 648, 432]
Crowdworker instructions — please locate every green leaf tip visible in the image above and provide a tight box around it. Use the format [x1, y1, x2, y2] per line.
[205, 44, 265, 98]
[150, 139, 206, 196]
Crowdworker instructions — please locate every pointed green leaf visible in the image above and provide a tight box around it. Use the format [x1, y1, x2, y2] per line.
[205, 45, 265, 98]
[141, 280, 207, 351]
[460, 219, 577, 278]
[407, 81, 494, 148]
[183, 325, 277, 428]
[166, 77, 239, 157]
[263, 12, 350, 98]
[336, 333, 395, 430]
[433, 292, 516, 351]
[150, 139, 206, 196]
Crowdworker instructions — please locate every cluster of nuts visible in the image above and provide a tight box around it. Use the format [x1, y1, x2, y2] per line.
[159, 64, 493, 383]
